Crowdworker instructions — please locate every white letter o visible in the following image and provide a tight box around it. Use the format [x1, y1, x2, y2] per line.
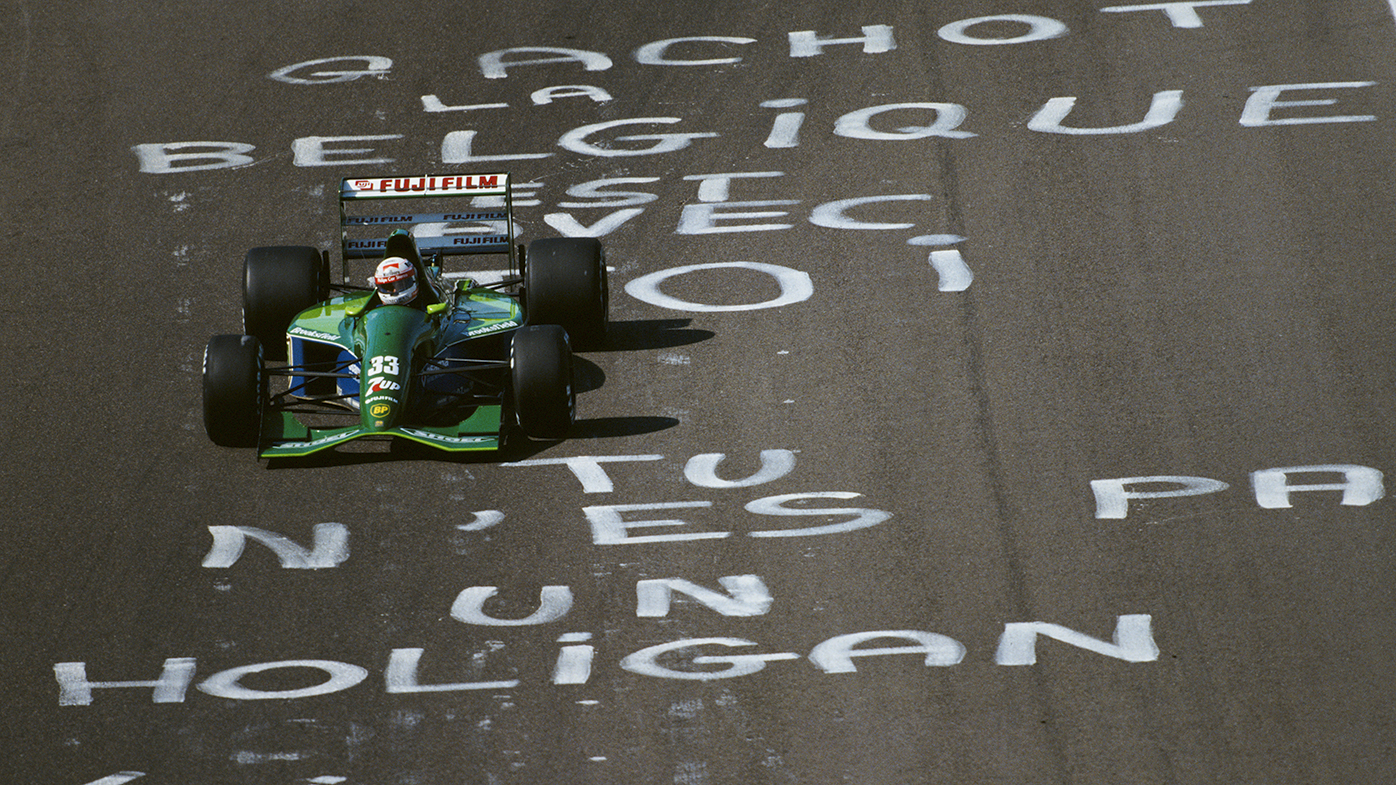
[625, 261, 813, 312]
[937, 15, 1067, 46]
[198, 659, 368, 700]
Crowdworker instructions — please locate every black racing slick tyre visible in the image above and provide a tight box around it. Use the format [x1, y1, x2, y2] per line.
[243, 245, 327, 360]
[523, 237, 608, 349]
[203, 334, 265, 448]
[510, 325, 575, 440]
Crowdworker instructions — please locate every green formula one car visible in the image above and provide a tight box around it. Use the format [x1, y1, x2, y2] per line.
[201, 172, 607, 458]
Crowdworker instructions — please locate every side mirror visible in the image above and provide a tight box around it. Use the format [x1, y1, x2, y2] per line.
[427, 302, 448, 316]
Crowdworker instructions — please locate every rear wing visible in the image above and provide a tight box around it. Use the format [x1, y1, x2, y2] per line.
[338, 172, 517, 284]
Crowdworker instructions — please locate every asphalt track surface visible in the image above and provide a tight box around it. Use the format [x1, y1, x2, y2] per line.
[4, 1, 1396, 783]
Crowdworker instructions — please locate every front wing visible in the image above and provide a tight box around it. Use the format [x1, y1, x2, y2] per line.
[259, 406, 505, 458]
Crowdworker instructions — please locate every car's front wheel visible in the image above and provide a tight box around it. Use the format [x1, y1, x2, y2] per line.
[510, 325, 574, 440]
[203, 334, 265, 448]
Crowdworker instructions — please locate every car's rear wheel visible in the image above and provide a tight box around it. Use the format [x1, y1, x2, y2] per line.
[203, 334, 265, 448]
[243, 245, 327, 360]
[511, 325, 574, 440]
[523, 237, 608, 349]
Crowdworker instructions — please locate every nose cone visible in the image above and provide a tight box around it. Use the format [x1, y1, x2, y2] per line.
[359, 306, 429, 432]
[363, 396, 400, 430]
[361, 367, 407, 431]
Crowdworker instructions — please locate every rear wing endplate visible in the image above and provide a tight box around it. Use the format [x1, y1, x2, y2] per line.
[338, 173, 516, 283]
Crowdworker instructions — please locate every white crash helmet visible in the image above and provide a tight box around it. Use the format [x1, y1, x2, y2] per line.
[371, 257, 418, 305]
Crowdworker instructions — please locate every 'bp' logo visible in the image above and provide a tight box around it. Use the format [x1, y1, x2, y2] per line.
[370, 403, 391, 417]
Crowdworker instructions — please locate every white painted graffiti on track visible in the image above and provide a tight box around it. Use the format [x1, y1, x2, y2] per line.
[53, 614, 1159, 703]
